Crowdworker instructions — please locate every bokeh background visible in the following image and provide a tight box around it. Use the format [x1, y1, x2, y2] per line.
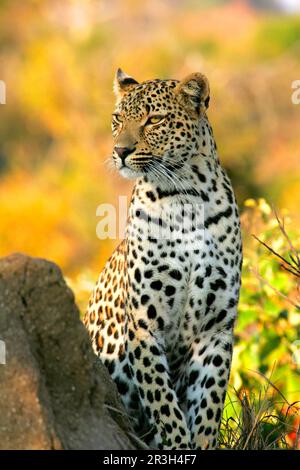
[0, 0, 299, 447]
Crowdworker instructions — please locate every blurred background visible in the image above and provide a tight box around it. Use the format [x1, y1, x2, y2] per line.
[0, 0, 299, 447]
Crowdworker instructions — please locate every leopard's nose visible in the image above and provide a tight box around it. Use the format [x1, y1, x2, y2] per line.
[114, 146, 135, 164]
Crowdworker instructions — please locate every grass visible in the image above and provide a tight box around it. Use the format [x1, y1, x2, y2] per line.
[220, 373, 300, 450]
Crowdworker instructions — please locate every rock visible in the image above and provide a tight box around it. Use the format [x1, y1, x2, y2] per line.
[0, 253, 135, 450]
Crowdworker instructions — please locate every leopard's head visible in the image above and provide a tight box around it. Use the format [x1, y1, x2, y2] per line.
[111, 69, 210, 181]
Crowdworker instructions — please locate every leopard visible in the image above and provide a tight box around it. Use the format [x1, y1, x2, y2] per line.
[83, 68, 243, 450]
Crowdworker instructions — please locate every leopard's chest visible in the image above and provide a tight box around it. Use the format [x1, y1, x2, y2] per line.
[124, 173, 241, 335]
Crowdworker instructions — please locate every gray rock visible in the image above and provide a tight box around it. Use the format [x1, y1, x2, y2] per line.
[0, 253, 135, 450]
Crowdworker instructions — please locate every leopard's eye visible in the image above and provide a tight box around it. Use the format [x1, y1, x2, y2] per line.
[112, 114, 123, 124]
[145, 115, 165, 126]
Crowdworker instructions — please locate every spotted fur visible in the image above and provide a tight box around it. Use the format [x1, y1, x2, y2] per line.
[84, 69, 242, 449]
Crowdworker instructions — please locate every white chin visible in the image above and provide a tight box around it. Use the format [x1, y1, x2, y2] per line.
[119, 167, 141, 180]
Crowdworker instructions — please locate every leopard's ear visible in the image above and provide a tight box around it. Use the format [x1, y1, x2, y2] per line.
[175, 73, 210, 115]
[113, 68, 139, 101]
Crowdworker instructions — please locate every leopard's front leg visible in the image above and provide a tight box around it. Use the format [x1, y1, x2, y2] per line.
[126, 318, 191, 449]
[186, 327, 234, 450]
